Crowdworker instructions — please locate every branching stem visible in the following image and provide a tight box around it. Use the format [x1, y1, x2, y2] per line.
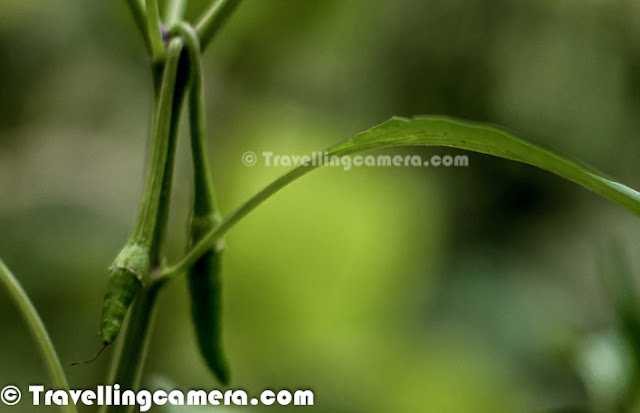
[195, 0, 243, 51]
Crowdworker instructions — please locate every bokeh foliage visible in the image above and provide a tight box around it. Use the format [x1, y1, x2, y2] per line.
[2, 0, 640, 411]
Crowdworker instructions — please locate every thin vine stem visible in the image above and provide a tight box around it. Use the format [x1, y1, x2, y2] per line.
[124, 0, 150, 53]
[131, 38, 182, 256]
[100, 39, 188, 413]
[101, 40, 185, 413]
[0, 259, 77, 413]
[195, 0, 243, 51]
[164, 0, 188, 28]
[145, 0, 166, 62]
[150, 49, 192, 266]
[157, 162, 316, 280]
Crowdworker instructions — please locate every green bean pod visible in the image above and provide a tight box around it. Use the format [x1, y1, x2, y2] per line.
[172, 22, 230, 385]
[100, 243, 149, 344]
[188, 214, 230, 385]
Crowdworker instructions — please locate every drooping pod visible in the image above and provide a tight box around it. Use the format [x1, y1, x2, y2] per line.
[188, 214, 230, 385]
[73, 243, 150, 365]
[172, 22, 230, 385]
[100, 243, 149, 344]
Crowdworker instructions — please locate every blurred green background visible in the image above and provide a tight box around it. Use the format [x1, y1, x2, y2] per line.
[2, 0, 640, 412]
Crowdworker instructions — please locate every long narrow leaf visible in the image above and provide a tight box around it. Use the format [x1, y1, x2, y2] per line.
[329, 116, 640, 215]
[165, 115, 640, 277]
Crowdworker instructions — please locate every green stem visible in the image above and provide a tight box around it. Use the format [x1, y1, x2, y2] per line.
[145, 0, 166, 62]
[158, 162, 315, 279]
[101, 41, 189, 407]
[195, 0, 243, 51]
[164, 0, 188, 28]
[150, 49, 192, 266]
[100, 278, 167, 413]
[124, 0, 151, 53]
[0, 259, 76, 413]
[131, 38, 183, 255]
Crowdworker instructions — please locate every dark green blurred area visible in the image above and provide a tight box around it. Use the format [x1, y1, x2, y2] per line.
[2, 0, 640, 412]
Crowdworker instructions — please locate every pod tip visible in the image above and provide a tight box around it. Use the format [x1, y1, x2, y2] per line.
[71, 343, 108, 366]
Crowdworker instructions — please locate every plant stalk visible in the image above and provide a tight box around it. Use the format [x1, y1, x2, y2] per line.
[102, 38, 190, 406]
[145, 0, 166, 62]
[150, 49, 192, 266]
[0, 259, 77, 413]
[124, 0, 150, 53]
[159, 162, 316, 279]
[130, 39, 182, 256]
[164, 0, 188, 28]
[195, 0, 243, 51]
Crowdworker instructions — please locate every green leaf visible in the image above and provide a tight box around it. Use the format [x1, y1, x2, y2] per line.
[164, 115, 640, 278]
[329, 116, 640, 216]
